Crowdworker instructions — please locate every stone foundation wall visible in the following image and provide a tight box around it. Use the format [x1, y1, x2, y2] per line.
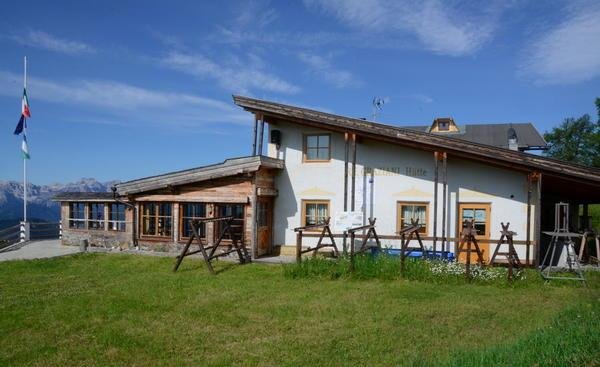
[62, 229, 131, 250]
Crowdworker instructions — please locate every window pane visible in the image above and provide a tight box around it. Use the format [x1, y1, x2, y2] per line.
[474, 223, 486, 235]
[306, 135, 318, 148]
[144, 203, 155, 216]
[181, 203, 206, 238]
[462, 209, 474, 220]
[318, 135, 329, 147]
[317, 147, 329, 160]
[306, 148, 319, 160]
[159, 203, 171, 216]
[474, 209, 486, 222]
[143, 217, 154, 235]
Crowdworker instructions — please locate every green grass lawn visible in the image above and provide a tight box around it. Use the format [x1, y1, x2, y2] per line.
[0, 254, 599, 366]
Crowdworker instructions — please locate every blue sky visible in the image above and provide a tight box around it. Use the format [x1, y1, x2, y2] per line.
[0, 0, 599, 185]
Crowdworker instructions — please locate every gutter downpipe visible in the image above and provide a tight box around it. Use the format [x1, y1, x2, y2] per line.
[112, 186, 138, 248]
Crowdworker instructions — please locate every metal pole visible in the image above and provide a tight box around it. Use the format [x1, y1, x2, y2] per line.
[23, 56, 27, 224]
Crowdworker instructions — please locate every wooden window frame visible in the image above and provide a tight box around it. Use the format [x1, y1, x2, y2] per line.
[179, 202, 207, 241]
[88, 203, 105, 231]
[457, 203, 491, 239]
[108, 203, 126, 232]
[396, 201, 429, 235]
[302, 133, 332, 162]
[140, 202, 173, 239]
[301, 199, 330, 231]
[68, 202, 87, 230]
[214, 204, 246, 243]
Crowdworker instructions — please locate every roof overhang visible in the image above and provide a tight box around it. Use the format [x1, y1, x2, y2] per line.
[115, 155, 284, 196]
[233, 95, 600, 187]
[52, 192, 119, 202]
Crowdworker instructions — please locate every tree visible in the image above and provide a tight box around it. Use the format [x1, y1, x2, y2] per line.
[543, 99, 600, 168]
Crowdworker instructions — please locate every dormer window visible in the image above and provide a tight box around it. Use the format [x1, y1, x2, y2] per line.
[429, 118, 458, 133]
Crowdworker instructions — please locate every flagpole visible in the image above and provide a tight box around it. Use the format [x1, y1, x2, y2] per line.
[23, 56, 27, 224]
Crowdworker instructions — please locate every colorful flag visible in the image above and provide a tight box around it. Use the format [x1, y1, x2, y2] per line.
[21, 88, 31, 118]
[14, 114, 25, 135]
[21, 134, 30, 159]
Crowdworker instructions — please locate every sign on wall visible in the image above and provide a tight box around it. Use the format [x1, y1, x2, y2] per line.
[333, 211, 364, 232]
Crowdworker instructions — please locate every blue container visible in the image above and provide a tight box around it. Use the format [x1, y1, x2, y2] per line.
[370, 247, 455, 261]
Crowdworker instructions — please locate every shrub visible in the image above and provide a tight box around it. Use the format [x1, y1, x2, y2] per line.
[282, 254, 573, 287]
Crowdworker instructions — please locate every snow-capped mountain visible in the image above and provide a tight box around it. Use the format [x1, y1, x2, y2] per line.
[0, 178, 118, 228]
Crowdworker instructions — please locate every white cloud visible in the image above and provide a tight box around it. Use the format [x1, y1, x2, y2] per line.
[10, 30, 95, 55]
[235, 0, 278, 29]
[160, 51, 300, 94]
[410, 93, 433, 104]
[0, 71, 249, 129]
[303, 0, 511, 56]
[519, 3, 600, 85]
[298, 52, 359, 88]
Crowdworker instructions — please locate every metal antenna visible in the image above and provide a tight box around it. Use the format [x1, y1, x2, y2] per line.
[371, 97, 388, 121]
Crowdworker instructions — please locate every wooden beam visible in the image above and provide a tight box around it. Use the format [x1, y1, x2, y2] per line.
[344, 132, 349, 212]
[433, 151, 439, 254]
[535, 173, 543, 267]
[252, 114, 258, 156]
[441, 152, 447, 254]
[351, 133, 357, 211]
[258, 117, 265, 155]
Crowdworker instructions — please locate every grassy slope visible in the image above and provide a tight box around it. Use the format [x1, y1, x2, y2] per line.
[0, 254, 598, 366]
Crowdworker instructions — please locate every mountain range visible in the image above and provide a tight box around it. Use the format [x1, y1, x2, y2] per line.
[0, 178, 118, 229]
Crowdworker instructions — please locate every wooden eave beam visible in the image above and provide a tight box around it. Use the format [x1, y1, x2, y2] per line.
[259, 113, 600, 185]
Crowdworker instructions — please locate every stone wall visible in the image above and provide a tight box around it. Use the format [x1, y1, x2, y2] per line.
[62, 228, 131, 249]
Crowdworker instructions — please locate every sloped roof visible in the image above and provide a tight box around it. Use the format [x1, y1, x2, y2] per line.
[115, 155, 284, 195]
[402, 123, 547, 150]
[233, 95, 600, 184]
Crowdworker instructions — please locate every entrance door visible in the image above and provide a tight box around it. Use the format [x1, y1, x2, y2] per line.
[256, 199, 272, 256]
[458, 203, 491, 263]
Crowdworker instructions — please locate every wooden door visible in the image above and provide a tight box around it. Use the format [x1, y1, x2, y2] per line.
[458, 203, 491, 263]
[256, 199, 272, 256]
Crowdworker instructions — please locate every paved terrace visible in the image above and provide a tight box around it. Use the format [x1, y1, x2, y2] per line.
[0, 240, 81, 262]
[0, 240, 294, 264]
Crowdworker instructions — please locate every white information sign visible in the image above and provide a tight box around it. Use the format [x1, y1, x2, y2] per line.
[333, 211, 364, 233]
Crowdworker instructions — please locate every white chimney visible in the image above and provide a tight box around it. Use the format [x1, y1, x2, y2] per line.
[507, 127, 519, 151]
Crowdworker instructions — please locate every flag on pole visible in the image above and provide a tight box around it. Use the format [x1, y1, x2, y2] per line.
[13, 88, 30, 135]
[21, 134, 30, 159]
[14, 114, 25, 135]
[21, 88, 31, 118]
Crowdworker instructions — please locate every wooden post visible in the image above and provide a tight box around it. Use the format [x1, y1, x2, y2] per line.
[350, 230, 356, 271]
[252, 114, 258, 156]
[257, 117, 265, 155]
[351, 133, 357, 211]
[433, 152, 439, 255]
[535, 173, 543, 267]
[251, 177, 258, 259]
[343, 132, 349, 255]
[441, 152, 447, 258]
[526, 173, 533, 266]
[296, 230, 303, 263]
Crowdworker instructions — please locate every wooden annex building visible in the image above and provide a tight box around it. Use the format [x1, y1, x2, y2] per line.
[54, 96, 600, 265]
